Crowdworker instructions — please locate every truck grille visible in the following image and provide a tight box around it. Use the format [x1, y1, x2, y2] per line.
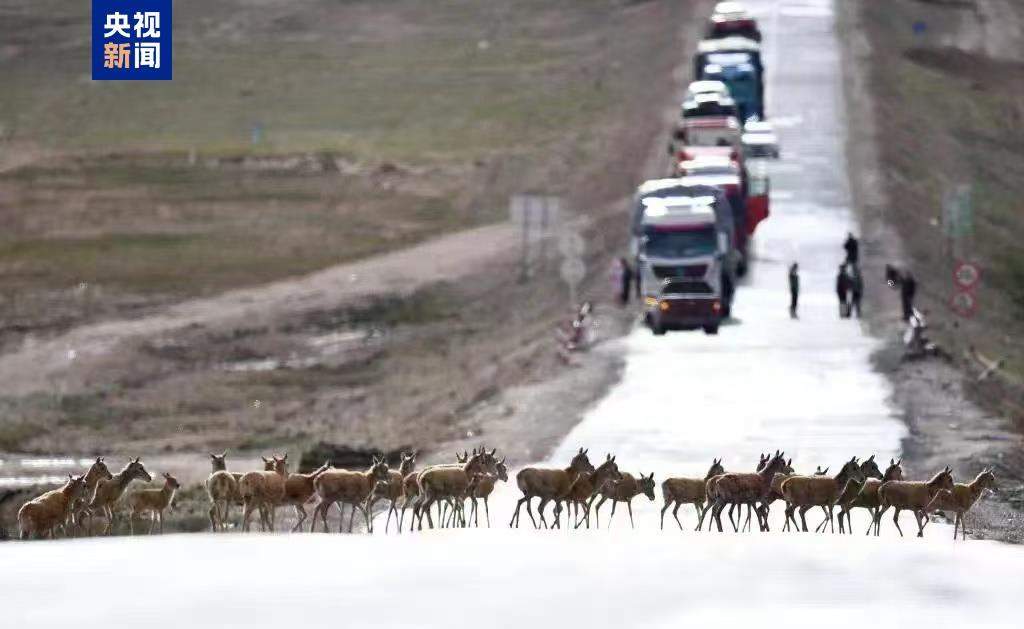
[663, 280, 713, 295]
[652, 264, 708, 279]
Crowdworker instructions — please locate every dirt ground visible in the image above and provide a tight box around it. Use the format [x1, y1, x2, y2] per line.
[840, 0, 1024, 542]
[0, 0, 714, 536]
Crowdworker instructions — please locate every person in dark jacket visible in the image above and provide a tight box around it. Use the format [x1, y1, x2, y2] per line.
[788, 262, 800, 319]
[848, 264, 863, 318]
[618, 257, 633, 305]
[836, 264, 851, 318]
[885, 264, 918, 321]
[843, 232, 860, 265]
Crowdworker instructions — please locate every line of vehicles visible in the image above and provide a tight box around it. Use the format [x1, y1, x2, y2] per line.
[631, 2, 779, 336]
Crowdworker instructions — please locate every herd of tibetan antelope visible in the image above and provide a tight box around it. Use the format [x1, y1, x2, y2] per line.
[16, 446, 995, 541]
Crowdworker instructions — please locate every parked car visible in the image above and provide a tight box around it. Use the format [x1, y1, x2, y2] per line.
[741, 120, 780, 158]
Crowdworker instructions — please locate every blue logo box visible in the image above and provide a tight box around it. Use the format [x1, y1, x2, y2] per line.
[92, 0, 172, 80]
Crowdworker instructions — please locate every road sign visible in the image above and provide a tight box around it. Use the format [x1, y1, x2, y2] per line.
[949, 291, 977, 318]
[953, 261, 980, 290]
[942, 184, 973, 238]
[558, 231, 585, 258]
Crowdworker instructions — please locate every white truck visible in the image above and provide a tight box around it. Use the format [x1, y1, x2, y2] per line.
[630, 184, 738, 335]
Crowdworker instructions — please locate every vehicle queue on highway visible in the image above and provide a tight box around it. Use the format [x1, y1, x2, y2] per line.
[631, 1, 777, 336]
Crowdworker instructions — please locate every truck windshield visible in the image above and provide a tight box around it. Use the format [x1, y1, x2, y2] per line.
[643, 226, 717, 258]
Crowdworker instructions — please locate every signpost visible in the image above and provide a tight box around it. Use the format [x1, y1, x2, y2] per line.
[509, 194, 561, 283]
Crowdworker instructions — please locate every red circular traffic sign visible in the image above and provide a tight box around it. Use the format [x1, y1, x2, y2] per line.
[949, 291, 977, 318]
[953, 261, 980, 290]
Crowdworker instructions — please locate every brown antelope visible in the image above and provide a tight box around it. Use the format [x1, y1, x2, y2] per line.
[368, 451, 417, 534]
[239, 455, 289, 532]
[283, 461, 332, 532]
[922, 469, 996, 540]
[551, 455, 622, 529]
[780, 457, 865, 533]
[707, 451, 788, 532]
[399, 451, 466, 533]
[591, 472, 656, 529]
[206, 451, 239, 532]
[415, 449, 498, 530]
[467, 456, 508, 527]
[89, 458, 153, 535]
[69, 457, 113, 535]
[837, 457, 903, 535]
[18, 474, 88, 540]
[876, 466, 955, 537]
[697, 453, 769, 532]
[811, 455, 882, 533]
[660, 458, 725, 530]
[510, 448, 596, 529]
[310, 456, 391, 533]
[127, 472, 181, 535]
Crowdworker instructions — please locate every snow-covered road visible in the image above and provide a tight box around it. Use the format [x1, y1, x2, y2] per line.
[2, 1, 1020, 627]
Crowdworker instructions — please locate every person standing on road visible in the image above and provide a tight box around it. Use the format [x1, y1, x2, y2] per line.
[788, 262, 800, 319]
[617, 257, 633, 305]
[843, 232, 860, 265]
[885, 264, 918, 321]
[836, 264, 850, 318]
[848, 264, 863, 318]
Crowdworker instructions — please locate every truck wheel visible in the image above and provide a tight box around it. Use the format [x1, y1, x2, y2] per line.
[703, 325, 719, 335]
[650, 320, 666, 336]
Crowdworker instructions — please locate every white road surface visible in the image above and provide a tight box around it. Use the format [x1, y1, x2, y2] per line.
[3, 1, 1021, 627]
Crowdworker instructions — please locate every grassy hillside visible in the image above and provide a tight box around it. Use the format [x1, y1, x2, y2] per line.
[0, 0, 688, 347]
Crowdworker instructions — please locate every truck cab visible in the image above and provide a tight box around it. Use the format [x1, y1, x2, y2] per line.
[695, 37, 765, 122]
[635, 195, 737, 336]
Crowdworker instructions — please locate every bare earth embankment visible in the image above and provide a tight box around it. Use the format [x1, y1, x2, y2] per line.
[841, 0, 1024, 542]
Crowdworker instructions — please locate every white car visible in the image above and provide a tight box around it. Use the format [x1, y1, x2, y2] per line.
[684, 80, 731, 103]
[741, 120, 780, 158]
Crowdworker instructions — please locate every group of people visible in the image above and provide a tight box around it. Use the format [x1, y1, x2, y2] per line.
[788, 233, 864, 320]
[788, 233, 917, 322]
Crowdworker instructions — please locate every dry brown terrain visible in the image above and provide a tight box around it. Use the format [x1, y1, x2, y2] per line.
[841, 0, 1024, 542]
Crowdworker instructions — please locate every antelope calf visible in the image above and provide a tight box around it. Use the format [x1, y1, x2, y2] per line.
[660, 458, 724, 530]
[127, 472, 181, 535]
[89, 458, 153, 535]
[239, 455, 289, 532]
[368, 451, 417, 534]
[876, 466, 955, 537]
[311, 456, 391, 533]
[591, 472, 656, 529]
[923, 469, 996, 540]
[18, 475, 88, 540]
[510, 448, 596, 529]
[467, 456, 508, 527]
